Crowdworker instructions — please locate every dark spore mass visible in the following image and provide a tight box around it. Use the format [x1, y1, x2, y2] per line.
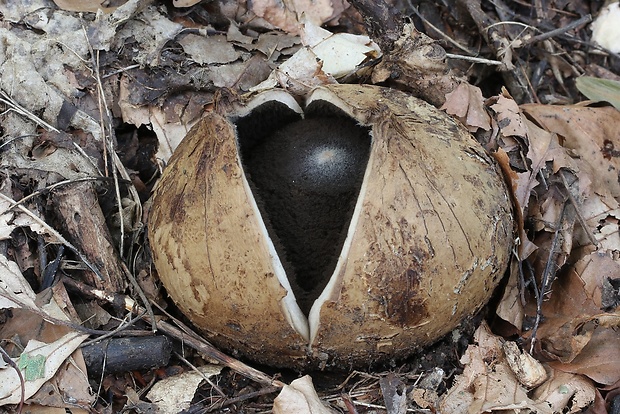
[237, 106, 371, 315]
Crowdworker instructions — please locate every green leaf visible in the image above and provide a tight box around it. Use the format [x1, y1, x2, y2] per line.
[576, 76, 620, 110]
[17, 353, 46, 381]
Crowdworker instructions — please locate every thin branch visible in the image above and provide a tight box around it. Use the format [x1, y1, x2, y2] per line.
[174, 351, 226, 398]
[408, 2, 475, 55]
[0, 346, 24, 414]
[559, 171, 598, 247]
[205, 386, 281, 412]
[529, 202, 566, 354]
[0, 90, 59, 132]
[446, 53, 503, 66]
[521, 14, 592, 46]
[61, 276, 285, 388]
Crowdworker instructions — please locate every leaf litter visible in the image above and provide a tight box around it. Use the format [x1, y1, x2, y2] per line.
[0, 0, 619, 412]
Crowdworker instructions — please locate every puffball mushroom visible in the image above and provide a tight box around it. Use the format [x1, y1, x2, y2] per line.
[148, 84, 513, 369]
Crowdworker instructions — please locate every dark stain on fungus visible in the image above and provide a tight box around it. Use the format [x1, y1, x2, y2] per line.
[385, 267, 429, 327]
[168, 192, 186, 223]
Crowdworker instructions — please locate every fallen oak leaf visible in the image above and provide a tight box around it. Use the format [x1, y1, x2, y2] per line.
[490, 88, 527, 137]
[521, 104, 620, 202]
[440, 82, 490, 132]
[249, 0, 348, 35]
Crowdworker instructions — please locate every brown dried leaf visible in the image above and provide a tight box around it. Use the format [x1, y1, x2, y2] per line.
[549, 324, 620, 385]
[491, 148, 537, 259]
[146, 365, 222, 412]
[249, 0, 348, 35]
[0, 255, 38, 310]
[491, 89, 527, 137]
[531, 370, 596, 413]
[440, 323, 554, 414]
[523, 118, 575, 177]
[118, 76, 204, 161]
[0, 282, 90, 406]
[521, 104, 620, 201]
[527, 252, 618, 365]
[440, 83, 491, 132]
[178, 34, 242, 65]
[52, 0, 117, 13]
[379, 373, 407, 414]
[496, 261, 525, 330]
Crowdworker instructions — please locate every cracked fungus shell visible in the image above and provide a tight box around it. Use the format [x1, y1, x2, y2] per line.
[148, 84, 513, 369]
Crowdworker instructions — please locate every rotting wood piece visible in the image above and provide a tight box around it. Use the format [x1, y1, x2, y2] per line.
[81, 336, 172, 378]
[51, 181, 126, 292]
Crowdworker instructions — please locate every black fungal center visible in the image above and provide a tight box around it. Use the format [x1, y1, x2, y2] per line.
[236, 100, 371, 315]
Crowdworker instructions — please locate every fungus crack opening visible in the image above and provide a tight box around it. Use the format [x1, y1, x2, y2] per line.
[237, 104, 371, 316]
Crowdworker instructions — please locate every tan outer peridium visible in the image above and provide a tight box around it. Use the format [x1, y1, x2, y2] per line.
[148, 84, 513, 369]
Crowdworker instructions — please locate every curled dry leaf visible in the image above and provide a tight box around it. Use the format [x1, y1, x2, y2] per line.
[503, 341, 548, 388]
[249, 0, 348, 35]
[440, 83, 490, 132]
[252, 21, 379, 95]
[0, 332, 88, 405]
[273, 376, 335, 414]
[525, 252, 620, 384]
[490, 89, 527, 137]
[441, 323, 594, 414]
[146, 365, 222, 414]
[521, 104, 620, 202]
[440, 323, 553, 414]
[0, 255, 38, 310]
[531, 370, 596, 414]
[178, 34, 242, 65]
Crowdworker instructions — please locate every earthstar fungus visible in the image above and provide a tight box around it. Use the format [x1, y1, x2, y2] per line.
[148, 84, 513, 369]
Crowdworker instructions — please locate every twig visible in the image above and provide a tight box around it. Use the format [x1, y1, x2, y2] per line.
[4, 177, 117, 211]
[102, 64, 140, 79]
[80, 311, 145, 347]
[559, 171, 598, 247]
[0, 90, 59, 132]
[408, 3, 475, 55]
[81, 22, 127, 256]
[0, 134, 39, 150]
[0, 346, 24, 414]
[60, 277, 285, 388]
[120, 260, 157, 333]
[445, 53, 503, 66]
[174, 351, 226, 398]
[520, 14, 592, 46]
[349, 400, 431, 412]
[205, 386, 281, 413]
[529, 202, 566, 354]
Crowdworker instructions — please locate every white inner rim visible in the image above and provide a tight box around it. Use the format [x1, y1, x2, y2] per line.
[235, 88, 372, 345]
